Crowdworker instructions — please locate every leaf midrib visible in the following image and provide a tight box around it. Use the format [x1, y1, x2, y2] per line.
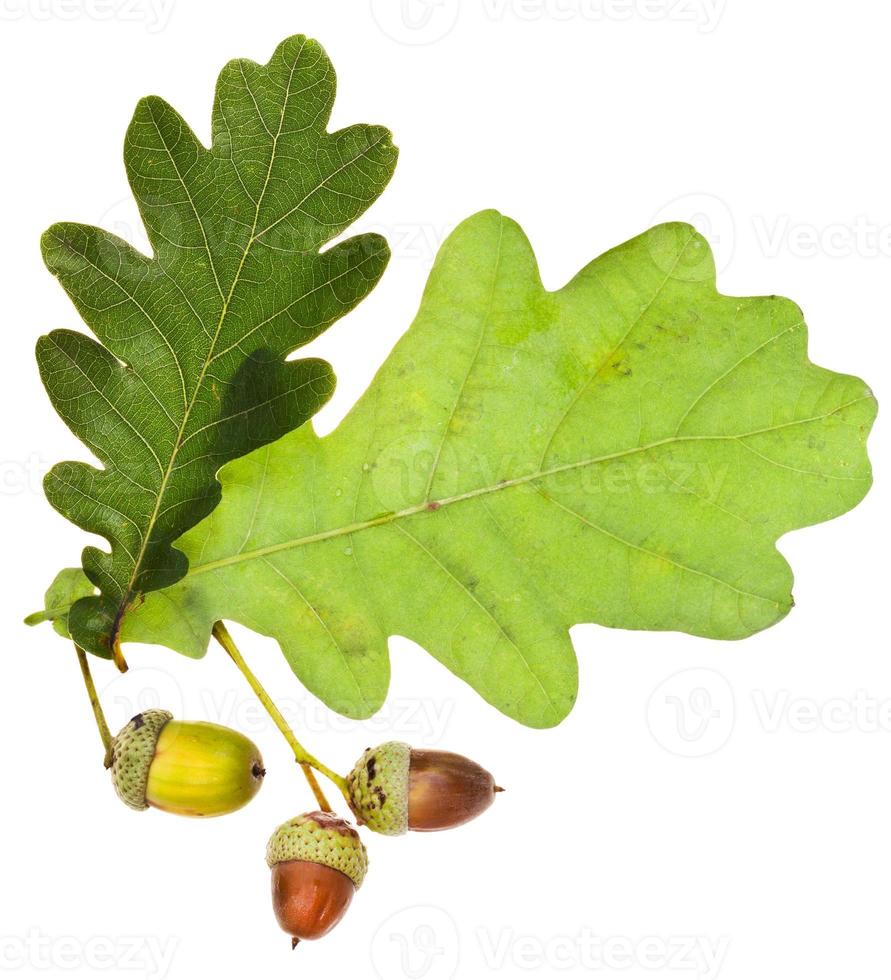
[185, 397, 872, 582]
[111, 50, 302, 637]
[123, 56, 391, 621]
[119, 52, 389, 631]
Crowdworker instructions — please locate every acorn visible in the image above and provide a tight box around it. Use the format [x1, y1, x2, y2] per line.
[109, 709, 265, 817]
[347, 741, 501, 835]
[266, 812, 368, 947]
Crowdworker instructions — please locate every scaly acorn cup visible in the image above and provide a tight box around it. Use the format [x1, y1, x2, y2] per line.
[110, 710, 265, 817]
[266, 812, 368, 947]
[347, 742, 501, 835]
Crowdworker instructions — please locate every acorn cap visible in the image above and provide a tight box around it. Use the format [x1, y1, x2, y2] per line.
[347, 742, 411, 836]
[110, 710, 173, 811]
[266, 812, 368, 889]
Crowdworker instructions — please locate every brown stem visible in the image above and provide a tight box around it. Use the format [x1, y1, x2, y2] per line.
[300, 765, 333, 814]
[111, 636, 130, 673]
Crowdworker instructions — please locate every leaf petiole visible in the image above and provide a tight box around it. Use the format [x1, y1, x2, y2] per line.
[211, 622, 350, 813]
[24, 609, 52, 626]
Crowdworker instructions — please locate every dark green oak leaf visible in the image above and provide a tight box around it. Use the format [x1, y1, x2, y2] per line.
[41, 213, 875, 727]
[37, 35, 398, 663]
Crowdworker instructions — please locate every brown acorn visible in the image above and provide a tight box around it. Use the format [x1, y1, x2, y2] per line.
[266, 812, 368, 947]
[347, 742, 502, 835]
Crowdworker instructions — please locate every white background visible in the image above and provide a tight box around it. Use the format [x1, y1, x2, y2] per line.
[1, 1, 888, 978]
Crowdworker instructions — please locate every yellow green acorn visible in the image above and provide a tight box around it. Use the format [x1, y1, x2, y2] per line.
[266, 811, 368, 947]
[109, 709, 265, 817]
[347, 741, 501, 836]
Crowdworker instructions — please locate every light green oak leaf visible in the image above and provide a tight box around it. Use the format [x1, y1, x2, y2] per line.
[113, 213, 872, 726]
[25, 568, 96, 639]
